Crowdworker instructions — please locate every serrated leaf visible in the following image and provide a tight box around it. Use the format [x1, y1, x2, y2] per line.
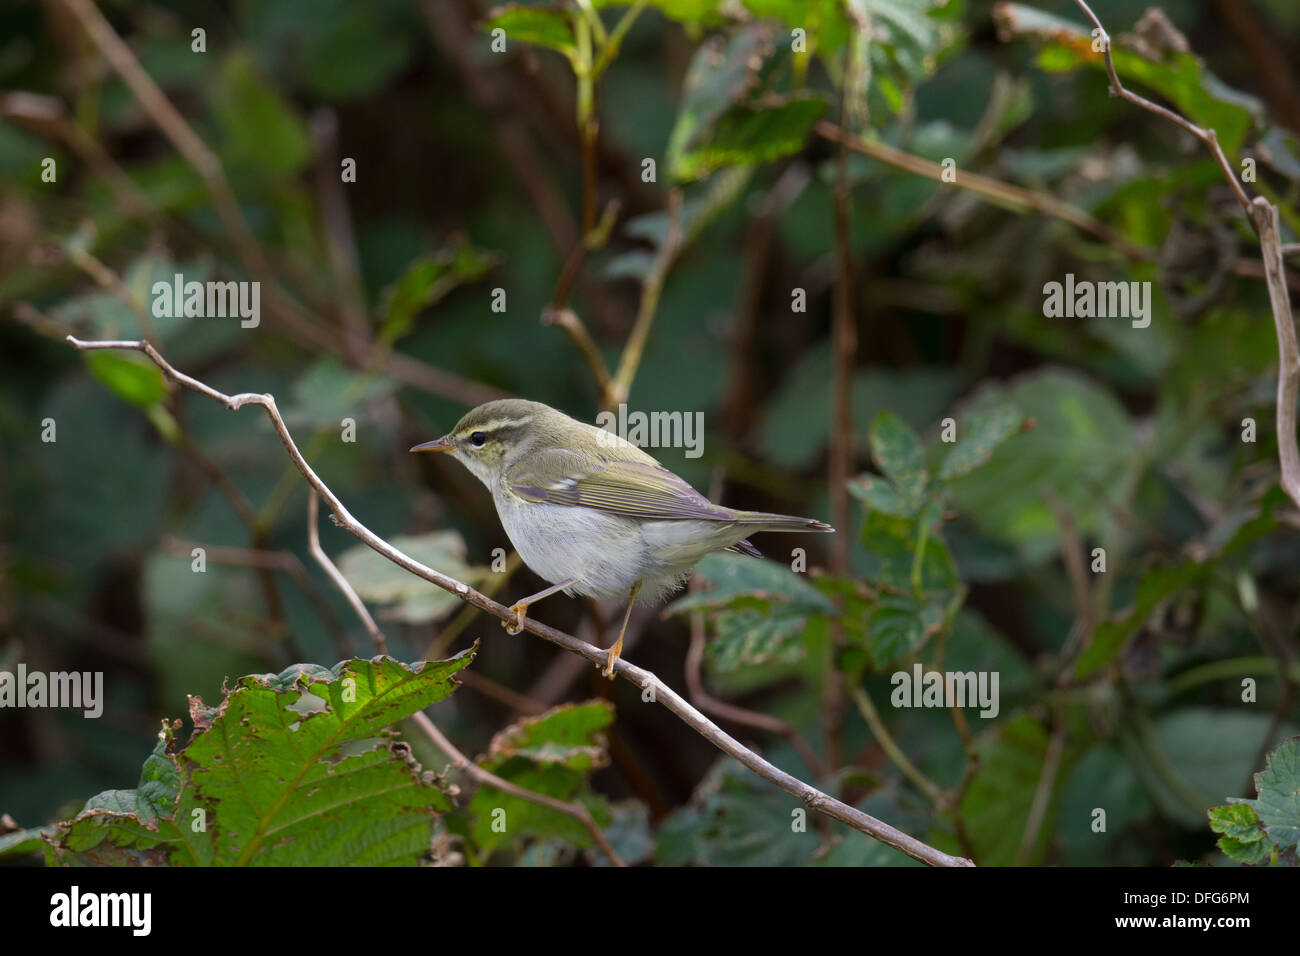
[848, 474, 910, 516]
[708, 610, 811, 671]
[482, 700, 614, 772]
[470, 702, 614, 854]
[665, 25, 776, 180]
[860, 510, 958, 595]
[671, 94, 827, 182]
[1208, 803, 1264, 843]
[1251, 736, 1300, 850]
[869, 411, 928, 510]
[867, 594, 941, 667]
[945, 368, 1137, 564]
[939, 405, 1025, 481]
[11, 656, 472, 866]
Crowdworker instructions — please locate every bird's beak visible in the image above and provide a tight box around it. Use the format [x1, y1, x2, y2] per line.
[409, 436, 454, 453]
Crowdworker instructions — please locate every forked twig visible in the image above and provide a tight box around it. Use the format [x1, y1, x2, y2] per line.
[65, 334, 973, 867]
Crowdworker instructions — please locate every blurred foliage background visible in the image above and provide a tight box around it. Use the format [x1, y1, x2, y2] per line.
[2, 0, 1299, 866]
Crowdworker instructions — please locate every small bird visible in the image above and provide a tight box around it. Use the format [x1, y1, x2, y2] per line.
[411, 399, 833, 677]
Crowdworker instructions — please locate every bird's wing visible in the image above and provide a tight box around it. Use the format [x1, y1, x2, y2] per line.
[505, 447, 738, 522]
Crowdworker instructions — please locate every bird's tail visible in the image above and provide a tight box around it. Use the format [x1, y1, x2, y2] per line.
[734, 510, 835, 533]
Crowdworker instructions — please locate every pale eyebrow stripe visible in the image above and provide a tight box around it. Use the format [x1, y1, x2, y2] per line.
[459, 416, 532, 436]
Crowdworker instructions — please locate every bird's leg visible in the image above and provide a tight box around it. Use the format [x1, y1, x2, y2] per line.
[504, 579, 577, 635]
[603, 580, 641, 679]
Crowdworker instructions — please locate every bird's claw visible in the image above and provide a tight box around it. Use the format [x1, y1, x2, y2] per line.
[503, 605, 526, 635]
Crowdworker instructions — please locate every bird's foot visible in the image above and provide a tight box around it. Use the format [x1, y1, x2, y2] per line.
[504, 604, 528, 635]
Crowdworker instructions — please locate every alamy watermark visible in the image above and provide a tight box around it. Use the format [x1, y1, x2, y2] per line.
[151, 273, 260, 328]
[1043, 273, 1151, 328]
[890, 664, 999, 719]
[0, 664, 102, 718]
[595, 404, 704, 459]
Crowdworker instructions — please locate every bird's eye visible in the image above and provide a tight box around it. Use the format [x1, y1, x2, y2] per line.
[470, 431, 487, 447]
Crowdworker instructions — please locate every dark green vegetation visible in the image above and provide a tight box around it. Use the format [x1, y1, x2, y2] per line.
[1, 0, 1298, 866]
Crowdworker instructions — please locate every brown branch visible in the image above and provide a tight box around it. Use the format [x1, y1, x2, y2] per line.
[160, 534, 348, 656]
[1066, 0, 1300, 512]
[1016, 707, 1067, 865]
[306, 491, 386, 656]
[684, 585, 827, 779]
[825, 83, 857, 776]
[60, 0, 270, 279]
[815, 121, 1154, 261]
[310, 108, 370, 362]
[64, 334, 974, 867]
[607, 189, 684, 408]
[542, 307, 613, 398]
[408, 711, 624, 866]
[1069, 0, 1250, 215]
[1252, 198, 1300, 509]
[848, 685, 945, 806]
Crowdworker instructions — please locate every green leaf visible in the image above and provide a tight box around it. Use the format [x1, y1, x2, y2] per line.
[85, 351, 167, 408]
[655, 759, 817, 865]
[960, 715, 1055, 866]
[381, 239, 498, 341]
[860, 511, 958, 595]
[848, 474, 911, 516]
[708, 610, 812, 671]
[938, 405, 1025, 481]
[668, 551, 836, 616]
[336, 532, 491, 624]
[1251, 736, 1300, 850]
[665, 25, 777, 182]
[671, 93, 827, 182]
[867, 593, 942, 667]
[1075, 492, 1282, 678]
[288, 356, 398, 427]
[480, 5, 575, 57]
[741, 0, 851, 56]
[480, 700, 613, 772]
[211, 52, 311, 176]
[995, 3, 1261, 152]
[945, 368, 1137, 565]
[1075, 561, 1204, 678]
[4, 656, 472, 865]
[470, 701, 615, 855]
[869, 411, 928, 510]
[1208, 803, 1264, 844]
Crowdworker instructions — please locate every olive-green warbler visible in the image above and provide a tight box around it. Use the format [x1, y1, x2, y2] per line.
[412, 399, 833, 676]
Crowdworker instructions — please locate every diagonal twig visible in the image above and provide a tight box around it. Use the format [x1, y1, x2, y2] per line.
[64, 334, 973, 867]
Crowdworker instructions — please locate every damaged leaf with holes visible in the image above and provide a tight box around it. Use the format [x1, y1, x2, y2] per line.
[0, 655, 472, 866]
[466, 701, 619, 859]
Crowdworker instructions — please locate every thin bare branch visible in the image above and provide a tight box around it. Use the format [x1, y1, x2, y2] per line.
[816, 121, 1153, 260]
[685, 590, 827, 779]
[1069, 0, 1251, 215]
[409, 711, 624, 866]
[64, 334, 974, 867]
[608, 189, 684, 408]
[1062, 0, 1300, 512]
[307, 491, 386, 656]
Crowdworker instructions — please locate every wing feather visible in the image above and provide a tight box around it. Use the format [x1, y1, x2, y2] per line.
[506, 448, 738, 522]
